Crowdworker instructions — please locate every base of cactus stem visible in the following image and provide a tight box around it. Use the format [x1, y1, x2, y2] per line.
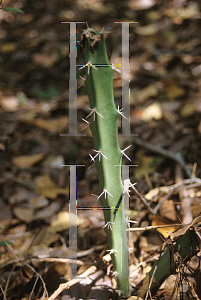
[116, 279, 131, 297]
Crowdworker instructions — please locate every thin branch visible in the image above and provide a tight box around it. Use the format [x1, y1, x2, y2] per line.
[133, 137, 193, 178]
[23, 262, 48, 300]
[48, 266, 97, 300]
[2, 238, 48, 300]
[130, 178, 201, 215]
[40, 257, 85, 266]
[0, 285, 6, 300]
[4, 264, 15, 297]
[127, 223, 182, 232]
[29, 276, 39, 300]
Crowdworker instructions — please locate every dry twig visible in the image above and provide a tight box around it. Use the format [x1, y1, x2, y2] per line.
[48, 265, 97, 300]
[127, 223, 182, 232]
[40, 257, 86, 265]
[1, 238, 48, 300]
[133, 137, 193, 178]
[131, 178, 201, 215]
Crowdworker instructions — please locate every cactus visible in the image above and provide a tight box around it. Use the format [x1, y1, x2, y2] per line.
[80, 27, 130, 296]
[79, 26, 201, 299]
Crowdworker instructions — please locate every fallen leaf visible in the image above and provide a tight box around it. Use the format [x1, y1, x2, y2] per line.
[33, 201, 62, 220]
[13, 207, 34, 223]
[167, 215, 201, 238]
[165, 82, 186, 99]
[145, 187, 160, 200]
[9, 188, 29, 204]
[33, 117, 68, 132]
[135, 24, 159, 36]
[141, 102, 163, 122]
[27, 227, 58, 248]
[158, 197, 177, 222]
[128, 0, 156, 11]
[12, 153, 45, 169]
[147, 10, 161, 21]
[128, 297, 143, 300]
[131, 84, 160, 104]
[0, 96, 19, 111]
[50, 156, 65, 169]
[48, 211, 84, 233]
[180, 101, 197, 117]
[164, 275, 184, 300]
[29, 244, 53, 259]
[35, 174, 68, 199]
[32, 52, 58, 68]
[0, 42, 17, 53]
[152, 215, 181, 238]
[29, 195, 49, 208]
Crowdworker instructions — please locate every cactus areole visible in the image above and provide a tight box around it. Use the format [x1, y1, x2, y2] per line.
[81, 28, 130, 296]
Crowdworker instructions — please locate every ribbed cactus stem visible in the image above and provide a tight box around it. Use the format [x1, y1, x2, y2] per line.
[81, 28, 130, 296]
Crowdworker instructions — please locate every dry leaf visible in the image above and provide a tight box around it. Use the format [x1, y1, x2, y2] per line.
[33, 201, 62, 220]
[29, 195, 49, 208]
[32, 52, 58, 68]
[158, 196, 177, 222]
[128, 0, 156, 10]
[50, 156, 65, 169]
[180, 102, 197, 117]
[35, 174, 68, 199]
[167, 215, 201, 238]
[0, 96, 20, 111]
[191, 201, 201, 218]
[48, 211, 84, 233]
[135, 24, 159, 36]
[152, 215, 181, 238]
[128, 297, 143, 300]
[29, 244, 53, 258]
[33, 117, 68, 132]
[9, 188, 29, 204]
[12, 153, 45, 169]
[27, 227, 58, 248]
[0, 42, 17, 53]
[13, 207, 34, 223]
[164, 275, 189, 300]
[131, 84, 160, 104]
[141, 102, 163, 121]
[165, 82, 185, 99]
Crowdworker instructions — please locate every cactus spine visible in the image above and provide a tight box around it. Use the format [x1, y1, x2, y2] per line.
[80, 28, 130, 296]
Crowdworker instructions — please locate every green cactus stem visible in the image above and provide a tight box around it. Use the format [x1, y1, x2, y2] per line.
[80, 28, 130, 296]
